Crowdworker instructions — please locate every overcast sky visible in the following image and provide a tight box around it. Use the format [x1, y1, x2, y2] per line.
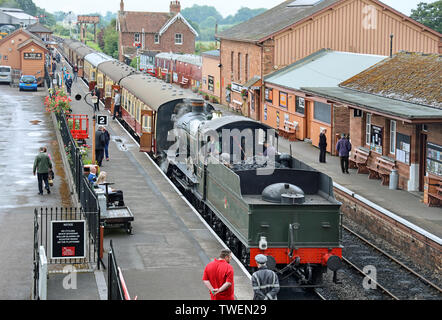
[33, 0, 431, 18]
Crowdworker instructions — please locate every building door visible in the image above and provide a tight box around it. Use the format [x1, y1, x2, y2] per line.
[305, 100, 312, 140]
[419, 131, 427, 191]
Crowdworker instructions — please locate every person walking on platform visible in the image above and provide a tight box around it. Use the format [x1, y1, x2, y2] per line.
[33, 147, 53, 195]
[113, 89, 121, 120]
[95, 126, 106, 167]
[73, 64, 78, 82]
[336, 133, 352, 174]
[65, 75, 73, 96]
[319, 128, 327, 163]
[103, 127, 110, 161]
[202, 249, 235, 300]
[251, 254, 280, 300]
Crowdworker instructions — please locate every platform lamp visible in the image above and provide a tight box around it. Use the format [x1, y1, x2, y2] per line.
[75, 91, 98, 164]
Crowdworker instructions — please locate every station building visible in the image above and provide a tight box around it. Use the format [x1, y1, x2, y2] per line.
[200, 50, 221, 102]
[300, 52, 442, 197]
[262, 49, 386, 155]
[216, 0, 442, 122]
[0, 28, 48, 84]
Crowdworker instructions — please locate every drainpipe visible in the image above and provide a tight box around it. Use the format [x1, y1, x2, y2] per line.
[390, 34, 394, 58]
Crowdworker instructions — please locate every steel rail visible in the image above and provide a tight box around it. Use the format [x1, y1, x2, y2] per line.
[343, 225, 442, 294]
[341, 256, 399, 300]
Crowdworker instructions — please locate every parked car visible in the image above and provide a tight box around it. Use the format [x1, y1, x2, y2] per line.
[19, 75, 38, 91]
[0, 66, 12, 84]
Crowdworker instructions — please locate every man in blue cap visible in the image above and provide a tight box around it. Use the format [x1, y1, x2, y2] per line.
[251, 254, 280, 300]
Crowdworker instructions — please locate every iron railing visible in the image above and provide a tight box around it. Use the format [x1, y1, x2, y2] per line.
[108, 240, 130, 300]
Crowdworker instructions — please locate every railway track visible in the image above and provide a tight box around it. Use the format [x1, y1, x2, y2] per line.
[342, 225, 442, 300]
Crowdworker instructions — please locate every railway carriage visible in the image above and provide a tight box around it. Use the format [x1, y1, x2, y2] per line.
[83, 52, 113, 90]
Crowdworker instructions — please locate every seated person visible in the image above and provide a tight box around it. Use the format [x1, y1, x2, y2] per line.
[95, 171, 125, 207]
[88, 166, 98, 185]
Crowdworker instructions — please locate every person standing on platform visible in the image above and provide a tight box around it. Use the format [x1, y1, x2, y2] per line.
[65, 75, 73, 96]
[202, 249, 235, 300]
[113, 90, 121, 120]
[319, 128, 327, 163]
[251, 254, 280, 300]
[33, 147, 52, 195]
[336, 133, 352, 174]
[95, 126, 106, 167]
[73, 64, 78, 82]
[103, 127, 111, 161]
[93, 86, 101, 112]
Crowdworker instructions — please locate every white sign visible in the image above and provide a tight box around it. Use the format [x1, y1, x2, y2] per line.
[97, 115, 108, 126]
[231, 82, 243, 93]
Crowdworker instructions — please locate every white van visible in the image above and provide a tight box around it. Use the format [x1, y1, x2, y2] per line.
[0, 66, 12, 84]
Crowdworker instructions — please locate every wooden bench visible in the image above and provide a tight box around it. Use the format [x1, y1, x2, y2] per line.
[367, 156, 396, 185]
[349, 147, 370, 174]
[179, 78, 189, 89]
[426, 174, 442, 207]
[278, 120, 297, 141]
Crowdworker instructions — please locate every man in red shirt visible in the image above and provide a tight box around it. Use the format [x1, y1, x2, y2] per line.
[202, 249, 234, 300]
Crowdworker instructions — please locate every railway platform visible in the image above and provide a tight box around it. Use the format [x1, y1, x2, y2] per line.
[48, 57, 254, 300]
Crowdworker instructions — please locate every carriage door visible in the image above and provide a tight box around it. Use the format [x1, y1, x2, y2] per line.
[140, 110, 154, 153]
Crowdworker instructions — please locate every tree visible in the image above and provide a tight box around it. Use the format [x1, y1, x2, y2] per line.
[181, 5, 223, 25]
[410, 1, 442, 33]
[102, 18, 119, 59]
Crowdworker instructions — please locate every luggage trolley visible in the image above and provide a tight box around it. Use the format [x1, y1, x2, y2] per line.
[96, 182, 134, 234]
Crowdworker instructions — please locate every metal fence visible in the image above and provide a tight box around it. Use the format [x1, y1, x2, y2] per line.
[108, 240, 131, 300]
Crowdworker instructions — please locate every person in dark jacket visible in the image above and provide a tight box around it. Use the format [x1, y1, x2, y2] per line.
[251, 254, 280, 300]
[103, 127, 110, 161]
[319, 128, 327, 163]
[336, 133, 352, 174]
[93, 86, 101, 112]
[33, 147, 53, 195]
[95, 126, 106, 166]
[65, 75, 73, 96]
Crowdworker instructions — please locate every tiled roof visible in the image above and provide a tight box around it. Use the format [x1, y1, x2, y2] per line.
[26, 22, 52, 34]
[119, 11, 172, 34]
[216, 0, 340, 42]
[340, 52, 442, 109]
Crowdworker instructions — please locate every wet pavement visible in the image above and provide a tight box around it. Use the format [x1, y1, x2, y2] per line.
[0, 83, 72, 299]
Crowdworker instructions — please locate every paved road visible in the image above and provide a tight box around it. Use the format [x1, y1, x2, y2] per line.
[0, 84, 71, 299]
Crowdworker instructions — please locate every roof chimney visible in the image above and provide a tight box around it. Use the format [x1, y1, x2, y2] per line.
[170, 1, 181, 15]
[120, 0, 124, 13]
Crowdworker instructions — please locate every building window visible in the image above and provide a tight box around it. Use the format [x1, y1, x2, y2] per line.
[295, 96, 305, 115]
[154, 34, 160, 44]
[279, 92, 288, 109]
[175, 33, 183, 45]
[134, 33, 140, 43]
[238, 53, 241, 81]
[265, 87, 273, 102]
[245, 54, 249, 81]
[390, 120, 396, 155]
[313, 101, 331, 124]
[264, 104, 268, 120]
[230, 51, 234, 80]
[366, 113, 372, 146]
[3, 55, 7, 60]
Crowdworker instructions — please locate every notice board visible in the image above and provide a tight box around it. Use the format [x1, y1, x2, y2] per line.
[51, 220, 86, 259]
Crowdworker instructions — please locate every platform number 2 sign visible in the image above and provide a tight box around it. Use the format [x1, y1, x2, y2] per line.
[97, 115, 108, 126]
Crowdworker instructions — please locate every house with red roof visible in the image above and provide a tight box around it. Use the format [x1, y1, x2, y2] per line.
[117, 0, 198, 62]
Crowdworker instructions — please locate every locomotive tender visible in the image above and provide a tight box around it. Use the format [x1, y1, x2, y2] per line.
[60, 39, 343, 286]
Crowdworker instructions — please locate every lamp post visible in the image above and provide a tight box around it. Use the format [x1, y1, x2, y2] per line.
[77, 92, 98, 164]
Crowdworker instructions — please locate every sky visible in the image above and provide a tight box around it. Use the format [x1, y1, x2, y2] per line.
[33, 0, 432, 18]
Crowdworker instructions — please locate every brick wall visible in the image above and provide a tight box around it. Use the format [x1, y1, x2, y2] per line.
[335, 189, 441, 273]
[220, 39, 262, 106]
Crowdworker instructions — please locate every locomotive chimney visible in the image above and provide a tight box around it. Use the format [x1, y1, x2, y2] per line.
[190, 98, 205, 113]
[170, 1, 181, 15]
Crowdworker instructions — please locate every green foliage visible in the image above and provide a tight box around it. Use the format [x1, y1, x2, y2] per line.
[410, 1, 442, 33]
[130, 56, 139, 69]
[181, 5, 267, 42]
[195, 41, 218, 55]
[0, 0, 55, 28]
[102, 18, 119, 59]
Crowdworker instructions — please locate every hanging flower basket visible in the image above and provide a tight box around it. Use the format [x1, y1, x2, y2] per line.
[44, 89, 72, 115]
[241, 89, 248, 100]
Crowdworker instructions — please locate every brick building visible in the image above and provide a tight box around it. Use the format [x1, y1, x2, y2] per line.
[117, 0, 198, 62]
[263, 49, 386, 155]
[0, 28, 48, 84]
[201, 50, 221, 101]
[301, 52, 442, 195]
[216, 0, 442, 122]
